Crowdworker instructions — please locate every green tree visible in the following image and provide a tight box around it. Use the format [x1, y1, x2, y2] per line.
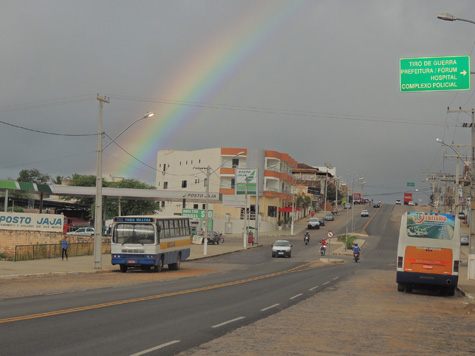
[64, 175, 160, 219]
[296, 192, 312, 210]
[17, 169, 51, 184]
[107, 179, 161, 217]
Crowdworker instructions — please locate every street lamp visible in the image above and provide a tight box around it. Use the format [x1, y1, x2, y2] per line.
[93, 106, 154, 270]
[438, 13, 475, 25]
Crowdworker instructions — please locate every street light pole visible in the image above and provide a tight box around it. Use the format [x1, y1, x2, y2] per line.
[93, 95, 109, 269]
[93, 98, 153, 270]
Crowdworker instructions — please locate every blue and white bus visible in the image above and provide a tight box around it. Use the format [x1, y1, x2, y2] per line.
[111, 216, 192, 273]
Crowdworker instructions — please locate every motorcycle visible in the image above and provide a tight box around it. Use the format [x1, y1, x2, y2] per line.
[320, 244, 327, 256]
[353, 252, 360, 262]
[304, 234, 309, 245]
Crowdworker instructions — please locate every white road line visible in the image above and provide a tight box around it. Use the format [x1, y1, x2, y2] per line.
[333, 277, 339, 281]
[322, 281, 330, 285]
[309, 286, 319, 291]
[129, 340, 180, 356]
[290, 293, 303, 300]
[261, 303, 280, 311]
[212, 316, 245, 328]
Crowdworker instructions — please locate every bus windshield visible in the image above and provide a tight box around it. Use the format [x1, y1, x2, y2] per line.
[406, 212, 455, 240]
[113, 223, 155, 245]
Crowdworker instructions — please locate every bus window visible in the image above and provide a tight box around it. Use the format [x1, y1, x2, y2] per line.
[112, 223, 155, 244]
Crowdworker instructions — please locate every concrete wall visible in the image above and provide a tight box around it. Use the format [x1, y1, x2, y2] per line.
[0, 231, 97, 259]
[0, 230, 64, 258]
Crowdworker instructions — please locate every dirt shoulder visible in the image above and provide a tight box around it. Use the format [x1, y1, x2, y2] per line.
[177, 268, 475, 356]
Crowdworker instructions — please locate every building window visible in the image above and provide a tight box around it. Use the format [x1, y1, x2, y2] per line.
[202, 204, 205, 209]
[232, 158, 239, 168]
[164, 182, 168, 189]
[161, 201, 165, 208]
[182, 180, 187, 188]
[231, 178, 235, 189]
[268, 206, 277, 217]
[193, 204, 198, 209]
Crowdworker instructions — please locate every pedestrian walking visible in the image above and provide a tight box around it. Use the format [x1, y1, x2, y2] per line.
[62, 236, 68, 261]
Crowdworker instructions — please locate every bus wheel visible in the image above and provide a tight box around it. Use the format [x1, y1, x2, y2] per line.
[397, 283, 405, 292]
[154, 256, 164, 272]
[169, 254, 181, 270]
[120, 265, 127, 273]
[405, 285, 413, 293]
[445, 287, 455, 296]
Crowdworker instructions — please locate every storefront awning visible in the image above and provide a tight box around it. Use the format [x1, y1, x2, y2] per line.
[278, 207, 301, 212]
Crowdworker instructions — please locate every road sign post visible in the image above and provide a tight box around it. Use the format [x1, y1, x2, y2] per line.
[400, 55, 470, 92]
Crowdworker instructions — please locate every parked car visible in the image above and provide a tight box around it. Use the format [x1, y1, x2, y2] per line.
[307, 217, 320, 229]
[361, 210, 369, 217]
[395, 200, 402, 205]
[344, 203, 352, 209]
[205, 231, 223, 245]
[272, 239, 292, 258]
[325, 213, 334, 221]
[317, 217, 325, 227]
[458, 212, 466, 220]
[408, 201, 415, 206]
[66, 227, 95, 236]
[461, 234, 469, 246]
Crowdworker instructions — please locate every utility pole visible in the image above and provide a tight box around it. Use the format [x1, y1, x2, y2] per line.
[204, 166, 210, 256]
[447, 108, 475, 279]
[94, 94, 109, 270]
[194, 166, 211, 256]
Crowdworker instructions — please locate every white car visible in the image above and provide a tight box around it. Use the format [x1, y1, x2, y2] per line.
[395, 200, 402, 205]
[361, 210, 369, 217]
[272, 240, 292, 258]
[408, 201, 415, 206]
[461, 234, 469, 246]
[66, 227, 95, 236]
[307, 217, 320, 229]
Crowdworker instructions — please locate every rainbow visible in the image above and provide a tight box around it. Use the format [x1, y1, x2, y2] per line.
[106, 1, 312, 181]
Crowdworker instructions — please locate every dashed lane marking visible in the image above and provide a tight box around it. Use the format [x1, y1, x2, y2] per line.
[129, 340, 180, 356]
[290, 293, 303, 300]
[261, 304, 280, 312]
[212, 317, 245, 328]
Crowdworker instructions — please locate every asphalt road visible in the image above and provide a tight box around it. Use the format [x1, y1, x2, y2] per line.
[0, 204, 395, 356]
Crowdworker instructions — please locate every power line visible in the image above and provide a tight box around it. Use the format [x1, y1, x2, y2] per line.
[107, 94, 454, 127]
[0, 119, 98, 136]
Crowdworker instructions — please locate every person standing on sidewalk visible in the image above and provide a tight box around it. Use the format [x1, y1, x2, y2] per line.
[62, 236, 69, 261]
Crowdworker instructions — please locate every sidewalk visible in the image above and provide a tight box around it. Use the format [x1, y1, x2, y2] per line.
[0, 212, 473, 301]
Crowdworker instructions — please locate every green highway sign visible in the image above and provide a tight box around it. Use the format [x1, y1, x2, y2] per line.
[400, 55, 470, 92]
[182, 209, 213, 219]
[407, 182, 415, 187]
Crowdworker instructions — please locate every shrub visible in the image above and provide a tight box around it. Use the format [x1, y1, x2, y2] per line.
[337, 234, 358, 250]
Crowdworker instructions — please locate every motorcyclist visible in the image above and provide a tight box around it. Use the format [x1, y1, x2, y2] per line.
[304, 231, 310, 240]
[320, 239, 327, 255]
[353, 243, 361, 255]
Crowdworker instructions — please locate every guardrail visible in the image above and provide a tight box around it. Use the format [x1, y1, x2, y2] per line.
[14, 243, 110, 261]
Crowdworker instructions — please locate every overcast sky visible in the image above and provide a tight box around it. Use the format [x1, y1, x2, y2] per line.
[1, 0, 475, 203]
